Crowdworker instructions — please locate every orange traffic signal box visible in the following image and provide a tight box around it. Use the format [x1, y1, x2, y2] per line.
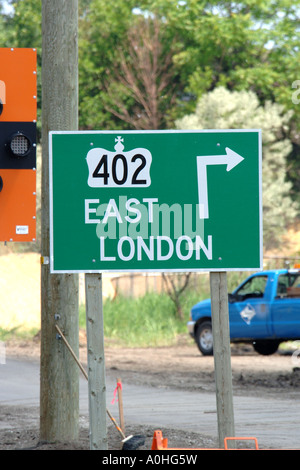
[0, 48, 37, 242]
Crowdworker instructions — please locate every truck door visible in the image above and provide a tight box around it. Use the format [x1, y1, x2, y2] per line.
[229, 274, 270, 339]
[272, 272, 300, 338]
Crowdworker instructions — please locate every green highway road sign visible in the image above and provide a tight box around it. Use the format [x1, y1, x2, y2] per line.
[49, 130, 262, 273]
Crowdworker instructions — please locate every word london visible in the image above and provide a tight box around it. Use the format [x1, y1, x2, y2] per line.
[99, 235, 212, 263]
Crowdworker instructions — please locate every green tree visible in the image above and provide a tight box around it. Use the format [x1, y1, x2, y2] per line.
[141, 1, 300, 101]
[78, 0, 142, 130]
[103, 16, 179, 129]
[0, 0, 41, 48]
[176, 87, 298, 250]
[3, 1, 299, 132]
[78, 1, 300, 132]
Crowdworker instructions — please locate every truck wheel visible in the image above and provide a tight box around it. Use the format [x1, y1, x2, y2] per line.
[195, 321, 213, 356]
[252, 340, 280, 355]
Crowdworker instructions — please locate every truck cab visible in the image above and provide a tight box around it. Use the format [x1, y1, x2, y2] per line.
[188, 269, 300, 355]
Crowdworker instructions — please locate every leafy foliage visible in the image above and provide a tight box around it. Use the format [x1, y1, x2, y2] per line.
[102, 16, 179, 129]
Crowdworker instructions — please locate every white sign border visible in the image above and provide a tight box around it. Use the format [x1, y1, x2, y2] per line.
[49, 129, 262, 274]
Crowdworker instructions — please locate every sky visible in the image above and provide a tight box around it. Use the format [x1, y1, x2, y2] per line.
[1, 1, 13, 15]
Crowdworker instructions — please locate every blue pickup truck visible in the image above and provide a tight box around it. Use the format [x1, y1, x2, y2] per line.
[188, 269, 300, 355]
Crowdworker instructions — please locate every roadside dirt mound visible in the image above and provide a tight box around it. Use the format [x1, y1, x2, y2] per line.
[0, 410, 217, 451]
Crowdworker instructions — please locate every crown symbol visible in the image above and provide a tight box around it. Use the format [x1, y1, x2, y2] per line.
[114, 136, 124, 152]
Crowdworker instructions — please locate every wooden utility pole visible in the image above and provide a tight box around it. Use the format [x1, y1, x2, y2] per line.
[40, 0, 79, 442]
[210, 272, 235, 448]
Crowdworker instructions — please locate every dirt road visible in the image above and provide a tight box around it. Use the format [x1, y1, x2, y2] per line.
[0, 337, 300, 450]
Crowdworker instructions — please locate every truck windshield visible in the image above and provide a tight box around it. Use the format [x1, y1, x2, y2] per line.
[277, 273, 300, 297]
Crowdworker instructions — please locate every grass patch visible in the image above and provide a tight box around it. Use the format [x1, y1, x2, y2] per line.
[0, 271, 249, 346]
[77, 272, 253, 347]
[104, 293, 178, 347]
[80, 289, 205, 347]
